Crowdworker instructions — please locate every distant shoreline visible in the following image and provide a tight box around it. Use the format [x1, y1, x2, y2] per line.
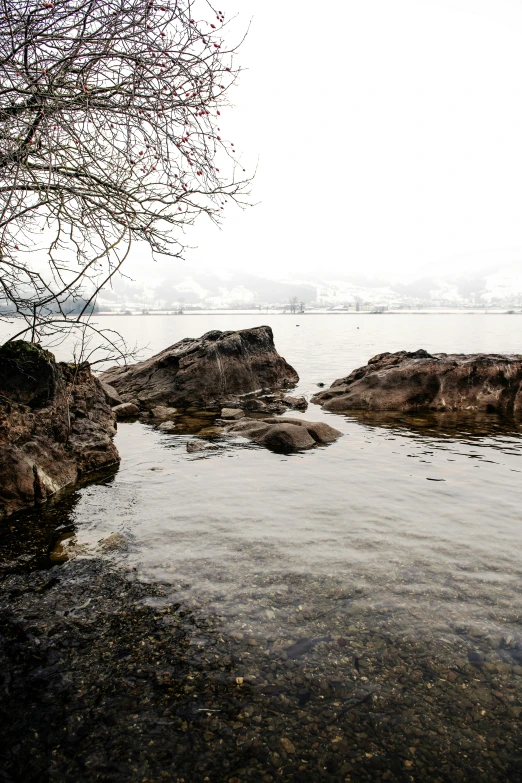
[94, 309, 522, 316]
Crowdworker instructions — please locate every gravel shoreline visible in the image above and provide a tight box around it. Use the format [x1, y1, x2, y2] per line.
[1, 557, 522, 783]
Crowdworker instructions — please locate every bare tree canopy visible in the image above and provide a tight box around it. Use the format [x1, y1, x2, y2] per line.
[0, 0, 247, 352]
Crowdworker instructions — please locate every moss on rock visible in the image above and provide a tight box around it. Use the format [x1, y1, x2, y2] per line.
[0, 340, 58, 408]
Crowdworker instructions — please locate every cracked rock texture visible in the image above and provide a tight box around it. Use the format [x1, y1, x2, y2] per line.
[312, 349, 522, 415]
[0, 341, 119, 519]
[100, 326, 299, 411]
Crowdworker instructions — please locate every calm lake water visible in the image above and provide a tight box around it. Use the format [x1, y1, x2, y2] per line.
[4, 313, 522, 781]
[25, 313, 522, 643]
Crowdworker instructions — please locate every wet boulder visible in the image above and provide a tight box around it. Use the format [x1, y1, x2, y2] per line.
[312, 349, 522, 416]
[282, 395, 308, 411]
[112, 402, 140, 419]
[226, 416, 342, 453]
[262, 423, 316, 451]
[100, 326, 299, 412]
[0, 342, 119, 519]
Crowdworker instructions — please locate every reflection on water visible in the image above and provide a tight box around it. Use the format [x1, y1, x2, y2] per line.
[345, 409, 522, 443]
[0, 467, 119, 575]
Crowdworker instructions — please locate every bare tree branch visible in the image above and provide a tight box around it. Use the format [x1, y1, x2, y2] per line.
[0, 0, 249, 357]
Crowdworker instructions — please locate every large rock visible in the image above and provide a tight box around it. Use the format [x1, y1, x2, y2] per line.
[312, 349, 522, 415]
[0, 341, 119, 519]
[226, 416, 342, 452]
[100, 326, 299, 412]
[112, 402, 140, 419]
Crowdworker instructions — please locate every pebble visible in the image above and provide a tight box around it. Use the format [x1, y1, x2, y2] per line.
[280, 738, 296, 754]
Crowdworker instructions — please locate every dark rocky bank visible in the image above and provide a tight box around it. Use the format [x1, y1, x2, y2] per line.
[0, 342, 119, 520]
[312, 350, 522, 416]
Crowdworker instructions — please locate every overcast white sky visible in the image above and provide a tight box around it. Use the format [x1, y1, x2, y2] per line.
[128, 0, 522, 284]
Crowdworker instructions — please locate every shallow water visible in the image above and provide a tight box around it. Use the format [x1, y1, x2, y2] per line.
[16, 313, 521, 646]
[3, 313, 522, 780]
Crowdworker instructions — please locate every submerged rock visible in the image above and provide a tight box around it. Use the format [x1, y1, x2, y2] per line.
[220, 407, 244, 420]
[150, 405, 178, 419]
[186, 439, 221, 453]
[99, 326, 299, 412]
[98, 532, 128, 552]
[312, 349, 522, 415]
[158, 421, 177, 433]
[226, 416, 342, 452]
[0, 341, 119, 519]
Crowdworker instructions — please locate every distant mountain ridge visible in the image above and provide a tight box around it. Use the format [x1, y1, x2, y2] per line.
[97, 267, 522, 310]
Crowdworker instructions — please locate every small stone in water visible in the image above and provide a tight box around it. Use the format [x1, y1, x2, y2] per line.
[337, 637, 348, 647]
[98, 533, 127, 552]
[221, 408, 244, 420]
[280, 737, 296, 754]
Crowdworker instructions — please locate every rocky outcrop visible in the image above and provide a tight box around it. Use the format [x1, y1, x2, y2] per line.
[312, 349, 522, 415]
[0, 341, 119, 519]
[100, 327, 299, 412]
[226, 416, 342, 452]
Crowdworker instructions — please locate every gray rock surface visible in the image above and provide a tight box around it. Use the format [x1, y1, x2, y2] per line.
[112, 402, 140, 419]
[226, 416, 342, 452]
[312, 349, 522, 415]
[100, 382, 122, 407]
[0, 341, 119, 519]
[100, 326, 299, 411]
